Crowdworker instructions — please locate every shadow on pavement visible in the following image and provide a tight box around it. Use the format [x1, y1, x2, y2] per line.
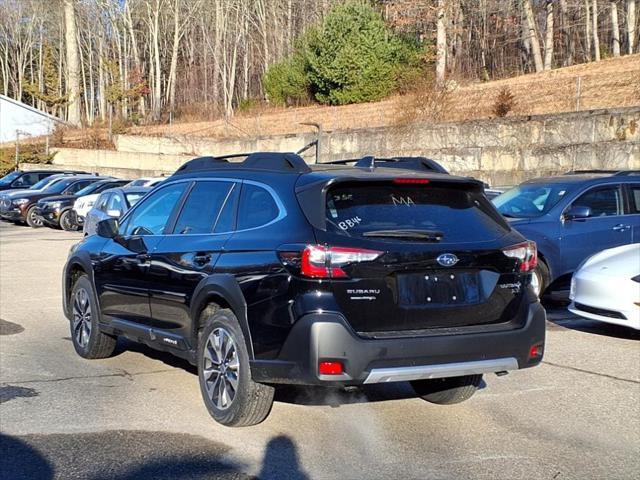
[0, 430, 309, 479]
[547, 317, 640, 340]
[0, 434, 53, 480]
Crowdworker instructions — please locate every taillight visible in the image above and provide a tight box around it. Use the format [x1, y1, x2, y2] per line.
[502, 241, 537, 272]
[301, 245, 383, 279]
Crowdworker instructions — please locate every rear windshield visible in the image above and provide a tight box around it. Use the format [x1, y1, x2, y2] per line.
[326, 184, 509, 243]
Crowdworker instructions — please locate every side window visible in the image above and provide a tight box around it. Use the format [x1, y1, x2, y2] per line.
[173, 181, 234, 234]
[122, 183, 187, 236]
[629, 185, 640, 214]
[106, 193, 124, 214]
[12, 173, 39, 187]
[572, 186, 622, 217]
[95, 194, 110, 212]
[38, 173, 52, 181]
[237, 183, 280, 230]
[65, 180, 93, 195]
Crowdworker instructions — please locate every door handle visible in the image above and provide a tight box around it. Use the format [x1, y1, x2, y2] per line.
[193, 253, 212, 265]
[612, 224, 629, 231]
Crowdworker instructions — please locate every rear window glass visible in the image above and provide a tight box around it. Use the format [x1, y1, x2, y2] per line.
[238, 184, 280, 230]
[326, 184, 509, 243]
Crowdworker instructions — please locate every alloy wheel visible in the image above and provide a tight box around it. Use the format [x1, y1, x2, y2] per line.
[29, 210, 42, 227]
[202, 327, 239, 410]
[72, 287, 92, 348]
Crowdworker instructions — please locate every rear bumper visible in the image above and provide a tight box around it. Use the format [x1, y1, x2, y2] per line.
[250, 301, 546, 385]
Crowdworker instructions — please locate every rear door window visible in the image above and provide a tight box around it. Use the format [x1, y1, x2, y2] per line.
[173, 181, 235, 234]
[628, 184, 640, 214]
[237, 183, 280, 230]
[326, 183, 509, 243]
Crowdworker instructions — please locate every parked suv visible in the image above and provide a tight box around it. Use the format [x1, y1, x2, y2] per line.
[63, 153, 546, 427]
[0, 169, 87, 191]
[493, 172, 640, 296]
[35, 178, 127, 231]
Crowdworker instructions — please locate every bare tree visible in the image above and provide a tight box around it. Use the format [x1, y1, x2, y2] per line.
[523, 0, 544, 72]
[544, 0, 554, 70]
[629, 0, 637, 53]
[436, 0, 447, 86]
[611, 1, 621, 56]
[592, 0, 601, 61]
[64, 0, 81, 125]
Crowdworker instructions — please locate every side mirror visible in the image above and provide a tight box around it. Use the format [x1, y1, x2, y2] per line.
[96, 218, 119, 238]
[106, 209, 121, 218]
[564, 206, 591, 221]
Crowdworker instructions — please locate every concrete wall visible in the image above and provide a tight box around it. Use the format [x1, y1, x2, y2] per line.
[26, 107, 640, 185]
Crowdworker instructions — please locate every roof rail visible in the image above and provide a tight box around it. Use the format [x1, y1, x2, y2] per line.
[324, 156, 449, 174]
[563, 169, 639, 176]
[174, 152, 311, 175]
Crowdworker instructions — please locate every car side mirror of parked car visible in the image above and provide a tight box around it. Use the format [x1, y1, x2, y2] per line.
[564, 206, 592, 221]
[96, 218, 119, 239]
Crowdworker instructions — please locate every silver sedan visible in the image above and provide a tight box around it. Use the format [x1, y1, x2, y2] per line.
[83, 187, 150, 236]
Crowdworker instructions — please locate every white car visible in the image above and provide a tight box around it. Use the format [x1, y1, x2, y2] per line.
[569, 243, 640, 330]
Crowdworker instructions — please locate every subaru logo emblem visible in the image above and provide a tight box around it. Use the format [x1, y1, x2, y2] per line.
[437, 253, 459, 267]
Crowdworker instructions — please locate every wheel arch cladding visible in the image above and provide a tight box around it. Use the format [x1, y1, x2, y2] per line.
[64, 253, 96, 318]
[190, 274, 254, 359]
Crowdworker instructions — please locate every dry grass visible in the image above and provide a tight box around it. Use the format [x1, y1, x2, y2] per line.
[88, 54, 640, 141]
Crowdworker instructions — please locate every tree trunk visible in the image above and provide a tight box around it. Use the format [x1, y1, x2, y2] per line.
[544, 1, 554, 70]
[610, 1, 621, 56]
[64, 0, 81, 125]
[628, 0, 637, 54]
[592, 0, 601, 61]
[167, 0, 181, 112]
[585, 0, 592, 60]
[436, 0, 447, 86]
[523, 0, 544, 72]
[559, 0, 575, 65]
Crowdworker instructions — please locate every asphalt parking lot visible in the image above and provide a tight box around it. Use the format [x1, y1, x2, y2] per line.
[1, 221, 639, 480]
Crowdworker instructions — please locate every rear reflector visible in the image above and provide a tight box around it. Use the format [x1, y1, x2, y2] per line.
[319, 361, 344, 375]
[502, 241, 538, 273]
[301, 245, 383, 279]
[393, 178, 430, 185]
[529, 344, 543, 359]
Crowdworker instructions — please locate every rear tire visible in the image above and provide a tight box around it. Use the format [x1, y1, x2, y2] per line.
[25, 206, 42, 228]
[70, 275, 116, 359]
[59, 210, 76, 231]
[197, 308, 274, 427]
[411, 374, 482, 405]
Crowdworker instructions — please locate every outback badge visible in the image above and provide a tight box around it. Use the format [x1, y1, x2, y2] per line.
[437, 253, 459, 267]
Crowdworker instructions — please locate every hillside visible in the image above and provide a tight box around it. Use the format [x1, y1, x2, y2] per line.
[127, 54, 640, 140]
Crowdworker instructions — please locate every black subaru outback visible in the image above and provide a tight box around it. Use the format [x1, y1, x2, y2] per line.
[63, 153, 545, 427]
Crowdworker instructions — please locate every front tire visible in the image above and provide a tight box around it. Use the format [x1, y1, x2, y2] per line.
[411, 374, 482, 405]
[59, 210, 76, 231]
[197, 308, 274, 427]
[25, 206, 42, 228]
[70, 275, 116, 359]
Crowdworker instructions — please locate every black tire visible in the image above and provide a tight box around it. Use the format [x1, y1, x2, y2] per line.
[197, 308, 274, 427]
[411, 374, 482, 405]
[25, 206, 42, 228]
[532, 260, 550, 298]
[69, 275, 116, 359]
[59, 209, 76, 231]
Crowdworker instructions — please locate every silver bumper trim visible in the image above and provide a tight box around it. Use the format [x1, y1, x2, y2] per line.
[363, 357, 519, 384]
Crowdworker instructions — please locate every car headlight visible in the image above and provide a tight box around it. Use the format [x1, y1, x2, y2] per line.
[47, 201, 63, 209]
[12, 198, 29, 206]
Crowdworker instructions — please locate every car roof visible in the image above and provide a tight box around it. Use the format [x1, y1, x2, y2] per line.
[522, 173, 639, 186]
[102, 186, 151, 195]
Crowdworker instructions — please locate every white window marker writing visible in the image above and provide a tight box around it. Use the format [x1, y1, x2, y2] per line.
[338, 216, 362, 230]
[391, 195, 415, 206]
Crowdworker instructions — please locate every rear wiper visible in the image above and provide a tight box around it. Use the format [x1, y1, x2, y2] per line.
[362, 229, 443, 242]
